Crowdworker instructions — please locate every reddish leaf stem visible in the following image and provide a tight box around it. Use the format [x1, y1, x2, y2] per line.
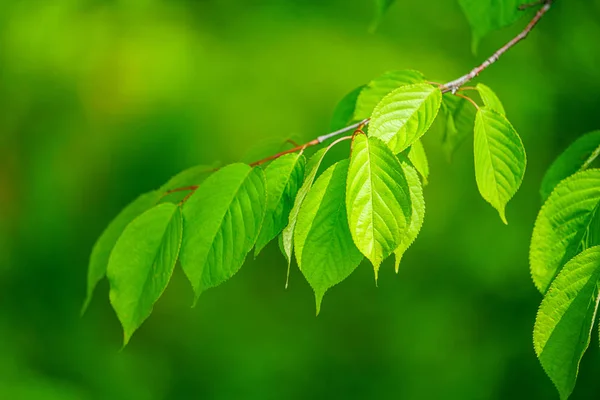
[454, 93, 480, 110]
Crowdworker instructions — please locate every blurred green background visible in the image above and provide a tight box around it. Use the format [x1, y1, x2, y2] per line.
[1, 0, 600, 398]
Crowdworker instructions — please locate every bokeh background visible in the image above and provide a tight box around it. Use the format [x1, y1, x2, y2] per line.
[1, 0, 600, 398]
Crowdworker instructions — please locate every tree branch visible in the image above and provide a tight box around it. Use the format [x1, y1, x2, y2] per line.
[441, 1, 552, 94]
[254, 0, 552, 160]
[168, 0, 552, 198]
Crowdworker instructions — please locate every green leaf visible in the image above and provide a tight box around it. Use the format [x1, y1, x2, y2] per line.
[180, 164, 266, 302]
[530, 169, 600, 293]
[294, 159, 363, 314]
[407, 139, 429, 185]
[394, 155, 425, 272]
[474, 107, 526, 223]
[107, 203, 182, 346]
[346, 134, 412, 278]
[441, 93, 477, 161]
[371, 0, 396, 31]
[255, 153, 306, 256]
[534, 246, 600, 400]
[458, 0, 523, 52]
[476, 83, 505, 115]
[540, 131, 600, 202]
[353, 70, 425, 121]
[330, 86, 365, 131]
[83, 191, 162, 314]
[369, 83, 442, 153]
[281, 147, 332, 267]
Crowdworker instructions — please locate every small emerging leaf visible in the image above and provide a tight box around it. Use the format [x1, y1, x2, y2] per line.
[255, 153, 306, 256]
[540, 130, 600, 202]
[354, 70, 425, 121]
[476, 83, 505, 116]
[369, 83, 442, 153]
[407, 139, 429, 185]
[530, 169, 600, 293]
[394, 155, 425, 271]
[294, 160, 363, 314]
[107, 203, 182, 346]
[534, 246, 600, 400]
[473, 107, 526, 223]
[346, 134, 412, 278]
[83, 191, 162, 314]
[180, 164, 266, 302]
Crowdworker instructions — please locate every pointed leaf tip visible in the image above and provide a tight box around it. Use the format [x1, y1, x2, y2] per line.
[474, 107, 525, 224]
[295, 160, 362, 314]
[83, 190, 162, 314]
[107, 203, 182, 346]
[346, 135, 412, 271]
[534, 246, 600, 400]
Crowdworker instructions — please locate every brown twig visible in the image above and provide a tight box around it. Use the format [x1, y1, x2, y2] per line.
[441, 1, 552, 94]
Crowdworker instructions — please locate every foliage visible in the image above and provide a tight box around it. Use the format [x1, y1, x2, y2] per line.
[79, 0, 600, 398]
[87, 73, 527, 339]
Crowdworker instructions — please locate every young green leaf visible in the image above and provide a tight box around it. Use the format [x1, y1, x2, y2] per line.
[530, 169, 600, 293]
[476, 83, 505, 115]
[394, 156, 425, 272]
[281, 146, 332, 267]
[346, 134, 412, 278]
[441, 93, 477, 160]
[107, 203, 182, 346]
[474, 107, 526, 223]
[407, 139, 429, 185]
[354, 70, 425, 121]
[294, 159, 363, 314]
[458, 0, 523, 52]
[180, 164, 266, 302]
[534, 246, 600, 400]
[330, 86, 365, 131]
[540, 130, 600, 202]
[255, 153, 306, 256]
[369, 83, 442, 154]
[83, 191, 162, 314]
[371, 0, 396, 31]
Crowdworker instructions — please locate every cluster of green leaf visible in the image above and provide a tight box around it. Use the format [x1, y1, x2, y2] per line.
[531, 130, 600, 400]
[86, 2, 591, 399]
[83, 68, 527, 346]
